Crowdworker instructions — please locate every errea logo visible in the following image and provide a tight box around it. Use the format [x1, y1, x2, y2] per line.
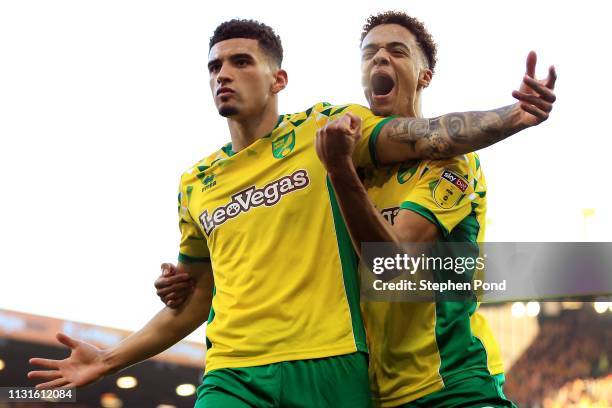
[199, 169, 310, 236]
[201, 174, 216, 191]
[381, 207, 400, 225]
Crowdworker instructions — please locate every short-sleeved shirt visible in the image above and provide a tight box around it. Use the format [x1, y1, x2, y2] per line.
[362, 153, 505, 407]
[178, 102, 394, 373]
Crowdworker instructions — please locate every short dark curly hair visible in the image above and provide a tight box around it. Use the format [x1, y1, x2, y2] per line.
[361, 11, 437, 74]
[209, 19, 283, 67]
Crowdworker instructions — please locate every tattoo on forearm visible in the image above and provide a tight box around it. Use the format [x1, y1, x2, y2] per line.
[385, 104, 521, 159]
[443, 114, 467, 143]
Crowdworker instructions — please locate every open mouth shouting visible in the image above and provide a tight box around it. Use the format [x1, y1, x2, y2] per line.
[369, 72, 396, 105]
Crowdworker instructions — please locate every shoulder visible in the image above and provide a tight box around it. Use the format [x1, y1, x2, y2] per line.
[306, 102, 373, 118]
[179, 148, 225, 186]
[281, 102, 377, 129]
[417, 153, 485, 196]
[422, 153, 482, 175]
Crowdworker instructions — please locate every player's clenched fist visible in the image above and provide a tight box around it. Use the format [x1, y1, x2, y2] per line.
[315, 112, 362, 173]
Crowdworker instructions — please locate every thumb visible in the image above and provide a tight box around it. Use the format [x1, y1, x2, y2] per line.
[337, 114, 352, 132]
[346, 112, 361, 133]
[545, 65, 557, 90]
[161, 263, 175, 277]
[56, 333, 79, 349]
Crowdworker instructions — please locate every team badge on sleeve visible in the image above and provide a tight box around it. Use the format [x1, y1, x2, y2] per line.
[432, 169, 468, 209]
[397, 164, 418, 184]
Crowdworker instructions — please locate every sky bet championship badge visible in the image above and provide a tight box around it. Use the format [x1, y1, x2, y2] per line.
[272, 130, 296, 159]
[432, 169, 468, 209]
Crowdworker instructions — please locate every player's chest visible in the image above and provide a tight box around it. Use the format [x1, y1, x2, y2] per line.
[365, 163, 421, 209]
[189, 136, 327, 238]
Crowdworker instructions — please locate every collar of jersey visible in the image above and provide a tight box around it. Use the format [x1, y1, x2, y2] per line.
[221, 114, 286, 157]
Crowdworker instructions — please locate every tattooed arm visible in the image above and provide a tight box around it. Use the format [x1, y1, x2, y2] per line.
[376, 51, 557, 164]
[376, 103, 523, 164]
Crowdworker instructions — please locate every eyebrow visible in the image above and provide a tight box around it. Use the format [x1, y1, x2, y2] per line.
[229, 53, 255, 62]
[362, 41, 411, 52]
[208, 53, 255, 70]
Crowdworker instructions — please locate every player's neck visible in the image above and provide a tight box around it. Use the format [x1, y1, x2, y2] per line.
[410, 93, 424, 118]
[394, 93, 423, 118]
[227, 102, 279, 152]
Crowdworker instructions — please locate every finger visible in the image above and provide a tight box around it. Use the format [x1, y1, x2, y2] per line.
[522, 76, 556, 102]
[337, 115, 352, 131]
[60, 383, 76, 390]
[37, 378, 70, 390]
[156, 273, 191, 288]
[29, 358, 60, 370]
[345, 111, 358, 124]
[157, 281, 193, 297]
[56, 333, 78, 349]
[165, 289, 192, 303]
[164, 296, 188, 309]
[155, 274, 192, 290]
[345, 112, 361, 132]
[28, 370, 62, 381]
[155, 276, 173, 290]
[167, 273, 192, 284]
[318, 127, 327, 148]
[545, 65, 557, 90]
[317, 127, 326, 139]
[315, 128, 326, 160]
[161, 264, 170, 277]
[525, 51, 537, 78]
[512, 91, 553, 112]
[520, 102, 548, 121]
[164, 291, 191, 308]
[161, 263, 176, 277]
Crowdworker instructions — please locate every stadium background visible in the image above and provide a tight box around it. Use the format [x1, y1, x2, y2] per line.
[1, 0, 610, 407]
[1, 303, 610, 407]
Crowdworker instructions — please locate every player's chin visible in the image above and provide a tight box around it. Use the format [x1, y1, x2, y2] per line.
[218, 104, 240, 117]
[369, 100, 394, 117]
[368, 92, 397, 117]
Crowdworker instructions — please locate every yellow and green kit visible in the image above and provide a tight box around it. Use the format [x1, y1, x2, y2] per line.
[363, 153, 511, 408]
[178, 102, 394, 374]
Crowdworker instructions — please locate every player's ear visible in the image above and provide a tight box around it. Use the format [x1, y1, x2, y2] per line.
[271, 68, 288, 95]
[417, 68, 432, 90]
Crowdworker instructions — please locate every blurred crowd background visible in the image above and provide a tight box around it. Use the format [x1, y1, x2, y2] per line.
[1, 300, 610, 407]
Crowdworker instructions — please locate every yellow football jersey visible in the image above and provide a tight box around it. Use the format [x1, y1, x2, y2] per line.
[362, 153, 504, 407]
[178, 102, 394, 373]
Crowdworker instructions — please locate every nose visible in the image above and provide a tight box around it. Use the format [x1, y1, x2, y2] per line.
[373, 47, 390, 66]
[216, 64, 233, 85]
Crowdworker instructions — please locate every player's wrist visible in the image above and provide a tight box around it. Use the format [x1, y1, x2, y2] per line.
[510, 102, 533, 130]
[325, 156, 354, 177]
[100, 348, 124, 375]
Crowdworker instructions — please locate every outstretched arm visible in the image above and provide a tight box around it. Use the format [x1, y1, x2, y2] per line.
[375, 51, 557, 164]
[28, 261, 213, 388]
[376, 103, 523, 163]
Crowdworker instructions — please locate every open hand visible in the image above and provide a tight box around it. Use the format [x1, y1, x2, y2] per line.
[28, 333, 110, 389]
[512, 51, 557, 126]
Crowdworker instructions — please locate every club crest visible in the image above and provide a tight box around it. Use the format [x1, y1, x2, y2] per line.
[272, 130, 296, 159]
